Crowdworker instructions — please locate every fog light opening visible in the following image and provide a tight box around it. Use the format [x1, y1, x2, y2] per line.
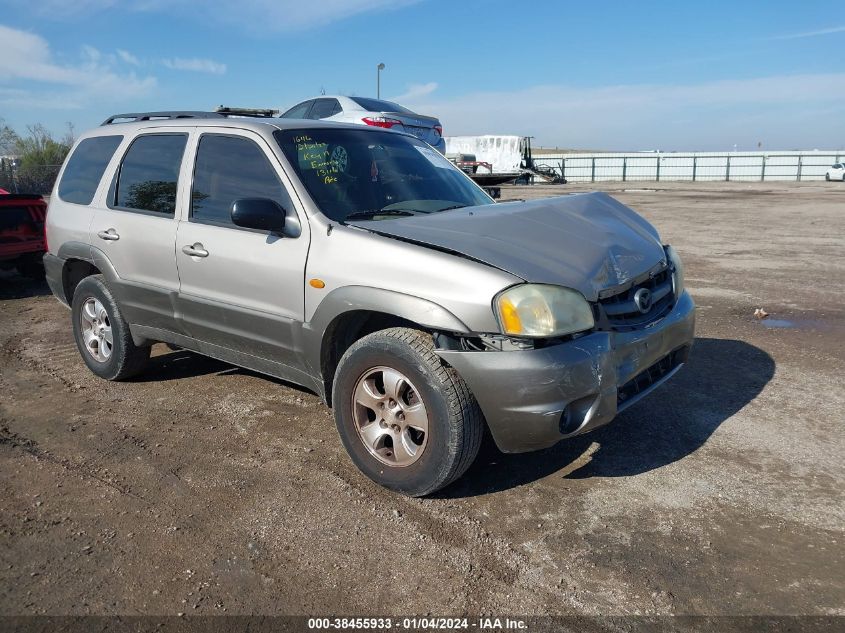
[559, 394, 599, 436]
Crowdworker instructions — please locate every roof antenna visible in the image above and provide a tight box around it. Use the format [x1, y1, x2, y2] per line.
[320, 86, 326, 95]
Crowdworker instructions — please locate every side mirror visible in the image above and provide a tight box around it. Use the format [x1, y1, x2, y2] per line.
[231, 198, 286, 232]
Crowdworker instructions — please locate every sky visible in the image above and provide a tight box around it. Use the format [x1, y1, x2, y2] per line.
[0, 0, 844, 151]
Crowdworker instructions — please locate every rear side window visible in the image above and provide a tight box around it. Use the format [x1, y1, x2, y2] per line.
[307, 99, 341, 119]
[58, 135, 123, 205]
[191, 134, 292, 227]
[281, 101, 313, 119]
[111, 134, 187, 216]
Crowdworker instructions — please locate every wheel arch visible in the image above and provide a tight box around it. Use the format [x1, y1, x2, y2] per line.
[306, 286, 472, 407]
[57, 243, 121, 303]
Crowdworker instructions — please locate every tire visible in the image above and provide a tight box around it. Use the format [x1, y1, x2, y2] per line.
[71, 275, 150, 380]
[332, 327, 483, 496]
[826, 173, 830, 181]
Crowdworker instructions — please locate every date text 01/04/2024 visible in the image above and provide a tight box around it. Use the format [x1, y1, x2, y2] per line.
[307, 617, 528, 630]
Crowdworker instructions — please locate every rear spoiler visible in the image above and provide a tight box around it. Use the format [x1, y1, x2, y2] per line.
[384, 112, 439, 125]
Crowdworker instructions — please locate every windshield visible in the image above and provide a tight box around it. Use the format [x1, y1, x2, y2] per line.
[274, 128, 493, 222]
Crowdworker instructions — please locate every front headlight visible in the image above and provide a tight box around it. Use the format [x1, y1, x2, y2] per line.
[494, 284, 594, 338]
[665, 245, 685, 298]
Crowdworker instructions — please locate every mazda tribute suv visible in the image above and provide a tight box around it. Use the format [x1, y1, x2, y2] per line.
[44, 111, 695, 496]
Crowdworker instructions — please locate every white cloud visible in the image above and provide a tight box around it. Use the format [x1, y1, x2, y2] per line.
[162, 57, 227, 75]
[117, 49, 140, 66]
[408, 74, 845, 151]
[389, 82, 438, 103]
[772, 25, 845, 40]
[0, 24, 156, 109]
[81, 44, 102, 62]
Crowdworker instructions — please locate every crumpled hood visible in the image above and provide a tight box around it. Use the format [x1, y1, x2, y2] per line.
[349, 192, 667, 301]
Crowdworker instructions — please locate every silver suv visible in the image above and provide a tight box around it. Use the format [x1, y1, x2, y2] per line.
[44, 111, 695, 496]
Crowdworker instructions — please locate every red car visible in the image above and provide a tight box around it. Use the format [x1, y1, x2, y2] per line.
[0, 191, 47, 279]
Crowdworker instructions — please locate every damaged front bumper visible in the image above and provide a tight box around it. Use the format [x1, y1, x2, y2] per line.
[436, 291, 696, 453]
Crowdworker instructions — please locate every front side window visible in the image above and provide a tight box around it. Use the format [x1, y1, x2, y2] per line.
[113, 134, 187, 216]
[191, 134, 292, 227]
[58, 135, 123, 205]
[274, 128, 492, 222]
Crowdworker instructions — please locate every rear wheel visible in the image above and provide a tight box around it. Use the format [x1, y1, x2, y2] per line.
[826, 173, 831, 181]
[332, 327, 483, 496]
[71, 275, 150, 380]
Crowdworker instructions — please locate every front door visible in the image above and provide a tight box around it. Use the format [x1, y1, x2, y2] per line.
[175, 129, 310, 367]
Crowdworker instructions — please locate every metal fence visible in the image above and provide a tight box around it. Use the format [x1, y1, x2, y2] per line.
[0, 160, 62, 194]
[531, 151, 843, 183]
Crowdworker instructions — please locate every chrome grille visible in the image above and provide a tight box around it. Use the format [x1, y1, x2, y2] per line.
[596, 267, 674, 331]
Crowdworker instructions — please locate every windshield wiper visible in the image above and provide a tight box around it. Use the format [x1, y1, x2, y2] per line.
[436, 204, 468, 212]
[344, 209, 417, 221]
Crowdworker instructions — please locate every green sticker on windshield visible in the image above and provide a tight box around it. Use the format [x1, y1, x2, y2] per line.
[295, 135, 340, 184]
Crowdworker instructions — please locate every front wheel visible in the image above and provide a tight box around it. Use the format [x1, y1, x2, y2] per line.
[826, 173, 831, 181]
[332, 327, 483, 496]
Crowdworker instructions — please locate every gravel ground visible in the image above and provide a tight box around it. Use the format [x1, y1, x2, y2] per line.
[0, 181, 843, 617]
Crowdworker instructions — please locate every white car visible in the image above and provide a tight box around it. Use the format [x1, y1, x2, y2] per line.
[825, 162, 845, 181]
[280, 96, 445, 153]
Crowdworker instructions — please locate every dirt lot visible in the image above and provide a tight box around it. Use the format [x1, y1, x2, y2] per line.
[1, 181, 843, 617]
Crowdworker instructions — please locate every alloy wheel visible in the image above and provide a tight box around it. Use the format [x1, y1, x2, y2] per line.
[79, 297, 113, 363]
[351, 366, 429, 467]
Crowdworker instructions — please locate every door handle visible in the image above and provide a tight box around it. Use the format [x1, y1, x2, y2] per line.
[182, 243, 209, 258]
[97, 229, 120, 241]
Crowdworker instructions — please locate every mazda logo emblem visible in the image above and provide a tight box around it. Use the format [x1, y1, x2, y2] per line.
[634, 288, 652, 313]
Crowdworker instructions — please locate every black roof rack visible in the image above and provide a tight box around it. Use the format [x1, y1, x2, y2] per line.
[101, 111, 224, 125]
[215, 106, 279, 118]
[101, 107, 280, 126]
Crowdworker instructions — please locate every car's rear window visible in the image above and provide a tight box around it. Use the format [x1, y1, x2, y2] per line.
[349, 97, 412, 114]
[58, 135, 123, 205]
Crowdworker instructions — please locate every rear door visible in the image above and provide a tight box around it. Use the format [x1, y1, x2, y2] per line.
[90, 129, 190, 332]
[174, 128, 310, 366]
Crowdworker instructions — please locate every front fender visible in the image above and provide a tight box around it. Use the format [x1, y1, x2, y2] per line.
[299, 285, 472, 397]
[307, 285, 471, 336]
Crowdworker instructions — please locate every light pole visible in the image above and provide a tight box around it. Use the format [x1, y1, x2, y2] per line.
[377, 63, 385, 98]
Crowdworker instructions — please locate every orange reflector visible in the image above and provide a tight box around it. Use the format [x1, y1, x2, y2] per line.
[309, 278, 326, 289]
[499, 298, 522, 334]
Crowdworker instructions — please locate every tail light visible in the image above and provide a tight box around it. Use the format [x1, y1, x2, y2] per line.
[362, 116, 402, 129]
[434, 125, 443, 137]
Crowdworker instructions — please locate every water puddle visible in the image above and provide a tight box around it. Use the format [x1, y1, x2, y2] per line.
[756, 317, 831, 330]
[760, 318, 796, 328]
